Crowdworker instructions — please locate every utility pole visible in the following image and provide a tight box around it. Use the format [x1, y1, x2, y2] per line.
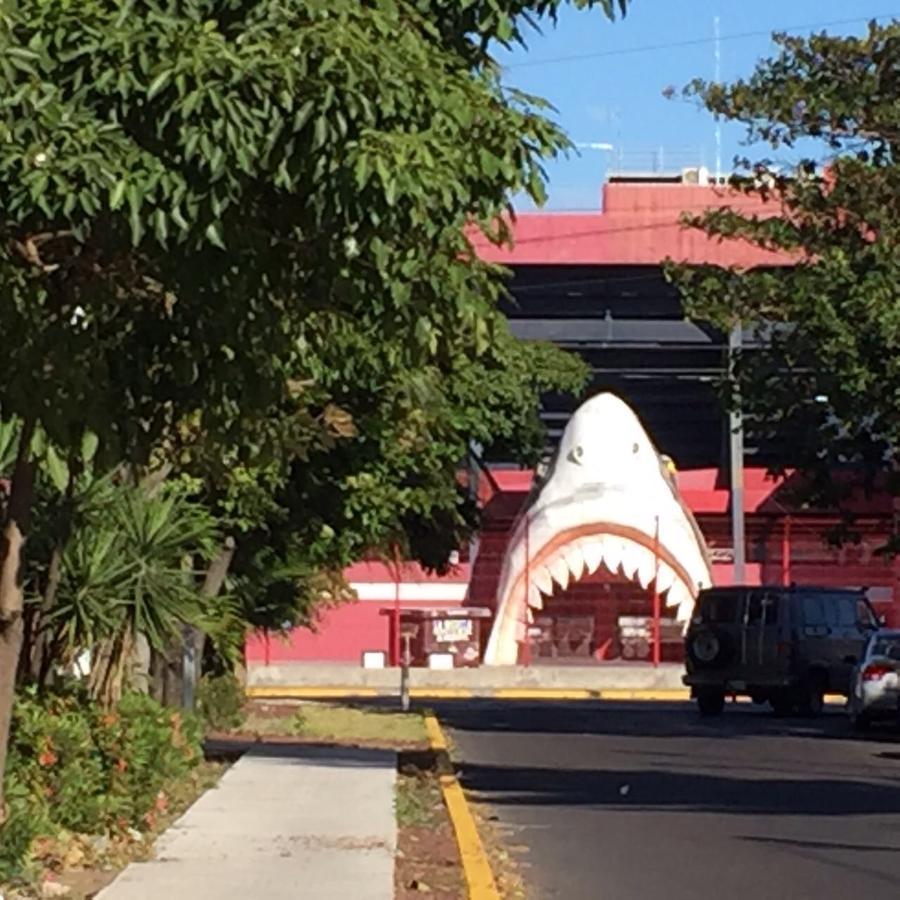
[729, 323, 746, 583]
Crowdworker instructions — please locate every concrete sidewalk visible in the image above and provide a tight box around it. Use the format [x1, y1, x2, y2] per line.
[98, 744, 397, 900]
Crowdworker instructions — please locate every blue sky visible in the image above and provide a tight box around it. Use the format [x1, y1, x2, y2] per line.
[498, 1, 899, 210]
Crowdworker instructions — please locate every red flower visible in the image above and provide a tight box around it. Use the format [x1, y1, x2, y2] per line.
[38, 738, 58, 767]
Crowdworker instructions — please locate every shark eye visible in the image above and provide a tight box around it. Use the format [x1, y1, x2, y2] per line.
[632, 442, 640, 455]
[568, 445, 584, 464]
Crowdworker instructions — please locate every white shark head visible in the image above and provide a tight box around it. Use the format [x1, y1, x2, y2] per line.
[483, 393, 713, 665]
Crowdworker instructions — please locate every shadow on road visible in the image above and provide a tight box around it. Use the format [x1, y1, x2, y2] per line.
[429, 698, 878, 742]
[451, 759, 900, 816]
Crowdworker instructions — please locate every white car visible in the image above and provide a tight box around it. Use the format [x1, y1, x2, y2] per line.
[847, 630, 900, 730]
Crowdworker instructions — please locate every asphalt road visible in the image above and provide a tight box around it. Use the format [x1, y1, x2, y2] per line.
[434, 700, 900, 900]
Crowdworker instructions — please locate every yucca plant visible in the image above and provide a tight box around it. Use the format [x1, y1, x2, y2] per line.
[42, 482, 236, 707]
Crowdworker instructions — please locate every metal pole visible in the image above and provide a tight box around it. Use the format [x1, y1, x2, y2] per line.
[652, 516, 661, 667]
[782, 515, 792, 586]
[468, 440, 482, 568]
[522, 512, 532, 667]
[392, 545, 401, 667]
[400, 634, 411, 711]
[729, 323, 746, 583]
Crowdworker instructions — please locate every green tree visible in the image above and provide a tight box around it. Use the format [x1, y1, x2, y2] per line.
[0, 0, 627, 814]
[669, 20, 900, 521]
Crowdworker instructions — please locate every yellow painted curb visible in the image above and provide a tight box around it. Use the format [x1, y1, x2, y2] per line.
[410, 688, 474, 699]
[600, 689, 690, 701]
[424, 714, 448, 751]
[246, 686, 380, 698]
[494, 688, 596, 700]
[247, 685, 848, 706]
[425, 714, 500, 900]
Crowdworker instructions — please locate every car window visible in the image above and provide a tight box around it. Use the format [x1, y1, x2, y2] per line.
[802, 594, 828, 627]
[835, 595, 858, 627]
[698, 591, 743, 623]
[872, 638, 900, 661]
[747, 592, 779, 625]
[857, 599, 878, 628]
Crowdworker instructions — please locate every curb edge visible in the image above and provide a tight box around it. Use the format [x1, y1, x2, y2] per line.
[424, 713, 500, 900]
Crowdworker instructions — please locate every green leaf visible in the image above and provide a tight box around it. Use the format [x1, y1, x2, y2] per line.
[45, 444, 69, 493]
[81, 430, 99, 464]
[205, 222, 225, 249]
[147, 70, 173, 100]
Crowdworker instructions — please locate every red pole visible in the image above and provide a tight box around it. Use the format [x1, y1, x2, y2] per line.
[522, 512, 532, 667]
[652, 515, 661, 668]
[782, 514, 792, 586]
[392, 545, 402, 668]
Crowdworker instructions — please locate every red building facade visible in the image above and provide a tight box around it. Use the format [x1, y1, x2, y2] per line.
[246, 174, 900, 666]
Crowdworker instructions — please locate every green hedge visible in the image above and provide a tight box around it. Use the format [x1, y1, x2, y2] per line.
[1, 689, 202, 882]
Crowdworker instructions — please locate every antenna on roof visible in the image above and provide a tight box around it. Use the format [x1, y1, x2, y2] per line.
[714, 15, 722, 183]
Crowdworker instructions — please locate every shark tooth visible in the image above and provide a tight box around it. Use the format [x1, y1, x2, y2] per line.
[654, 563, 676, 594]
[582, 541, 604, 574]
[527, 585, 544, 610]
[636, 550, 657, 589]
[531, 566, 554, 596]
[620, 543, 640, 579]
[549, 556, 571, 591]
[564, 545, 585, 582]
[598, 537, 623, 575]
[676, 595, 694, 622]
[666, 580, 693, 612]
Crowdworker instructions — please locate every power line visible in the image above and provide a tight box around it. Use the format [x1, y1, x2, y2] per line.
[505, 12, 899, 70]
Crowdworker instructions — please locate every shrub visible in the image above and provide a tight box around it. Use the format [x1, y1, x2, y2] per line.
[196, 674, 245, 732]
[0, 688, 203, 882]
[92, 693, 203, 826]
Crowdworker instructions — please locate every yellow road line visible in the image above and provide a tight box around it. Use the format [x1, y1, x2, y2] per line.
[425, 714, 500, 900]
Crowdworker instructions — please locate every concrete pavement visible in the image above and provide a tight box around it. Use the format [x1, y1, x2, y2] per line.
[437, 699, 900, 900]
[98, 743, 397, 900]
[248, 661, 686, 696]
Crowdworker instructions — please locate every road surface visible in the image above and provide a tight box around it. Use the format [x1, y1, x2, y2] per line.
[436, 700, 900, 900]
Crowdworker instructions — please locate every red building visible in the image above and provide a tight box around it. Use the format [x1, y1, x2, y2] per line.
[246, 171, 900, 667]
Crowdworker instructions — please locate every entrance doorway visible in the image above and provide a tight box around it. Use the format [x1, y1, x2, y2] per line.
[527, 568, 685, 664]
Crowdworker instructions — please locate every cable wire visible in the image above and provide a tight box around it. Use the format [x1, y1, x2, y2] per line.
[505, 12, 899, 70]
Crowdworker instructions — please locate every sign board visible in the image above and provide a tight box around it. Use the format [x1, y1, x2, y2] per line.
[432, 618, 473, 643]
[709, 547, 734, 563]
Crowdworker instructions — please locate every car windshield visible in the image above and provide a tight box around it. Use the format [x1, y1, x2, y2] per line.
[698, 591, 743, 624]
[871, 638, 900, 661]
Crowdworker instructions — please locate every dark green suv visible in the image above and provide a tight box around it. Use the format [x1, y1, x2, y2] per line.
[684, 585, 880, 716]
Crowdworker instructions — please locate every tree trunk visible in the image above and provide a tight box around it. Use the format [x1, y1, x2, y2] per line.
[30, 455, 79, 686]
[30, 543, 63, 685]
[184, 537, 236, 706]
[0, 418, 37, 824]
[87, 630, 135, 709]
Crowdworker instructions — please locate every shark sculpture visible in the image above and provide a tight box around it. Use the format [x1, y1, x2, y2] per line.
[483, 393, 713, 665]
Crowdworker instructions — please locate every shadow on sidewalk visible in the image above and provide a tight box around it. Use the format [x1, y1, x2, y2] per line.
[204, 736, 398, 768]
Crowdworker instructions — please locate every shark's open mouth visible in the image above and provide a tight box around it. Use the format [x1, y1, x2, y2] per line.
[483, 393, 713, 665]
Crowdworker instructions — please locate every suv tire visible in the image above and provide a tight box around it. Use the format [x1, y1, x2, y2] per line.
[697, 690, 725, 716]
[770, 692, 794, 717]
[796, 675, 825, 718]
